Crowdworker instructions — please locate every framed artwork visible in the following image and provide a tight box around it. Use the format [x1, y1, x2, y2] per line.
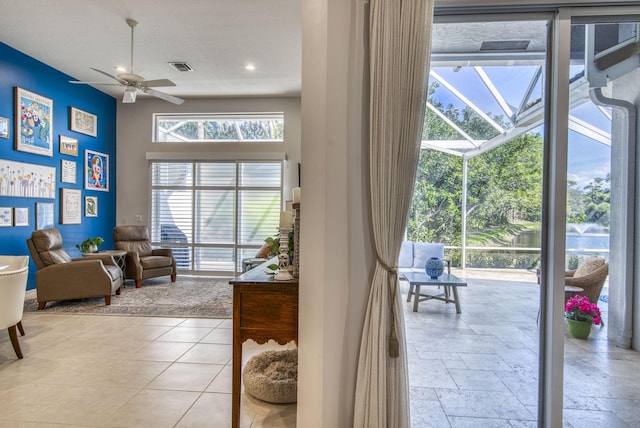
[61, 159, 76, 183]
[0, 207, 12, 227]
[0, 117, 9, 139]
[15, 87, 53, 156]
[0, 158, 56, 198]
[59, 135, 78, 156]
[60, 188, 81, 224]
[36, 202, 54, 230]
[13, 207, 29, 226]
[84, 149, 108, 191]
[69, 107, 97, 137]
[85, 196, 98, 217]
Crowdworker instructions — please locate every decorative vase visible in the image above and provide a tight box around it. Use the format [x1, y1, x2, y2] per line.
[567, 319, 592, 339]
[425, 257, 444, 279]
[88, 244, 98, 253]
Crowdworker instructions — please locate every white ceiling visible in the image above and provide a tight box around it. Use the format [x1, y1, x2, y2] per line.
[0, 0, 302, 101]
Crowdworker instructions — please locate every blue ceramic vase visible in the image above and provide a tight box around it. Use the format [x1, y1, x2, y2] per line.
[425, 257, 444, 279]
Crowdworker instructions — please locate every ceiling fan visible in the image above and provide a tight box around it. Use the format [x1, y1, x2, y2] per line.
[69, 18, 185, 105]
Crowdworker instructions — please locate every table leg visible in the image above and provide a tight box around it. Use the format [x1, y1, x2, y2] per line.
[232, 339, 241, 428]
[412, 284, 421, 312]
[452, 286, 461, 314]
[407, 284, 414, 302]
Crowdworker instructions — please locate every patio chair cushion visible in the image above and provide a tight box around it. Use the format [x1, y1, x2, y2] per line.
[398, 241, 414, 269]
[412, 242, 445, 269]
[574, 257, 606, 277]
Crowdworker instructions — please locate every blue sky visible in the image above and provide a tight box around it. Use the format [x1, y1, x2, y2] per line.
[428, 65, 612, 190]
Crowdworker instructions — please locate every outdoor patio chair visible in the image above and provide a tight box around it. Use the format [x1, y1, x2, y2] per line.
[565, 257, 609, 304]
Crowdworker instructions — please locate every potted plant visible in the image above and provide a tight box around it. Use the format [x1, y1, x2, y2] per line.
[76, 236, 104, 253]
[565, 295, 602, 339]
[264, 229, 295, 258]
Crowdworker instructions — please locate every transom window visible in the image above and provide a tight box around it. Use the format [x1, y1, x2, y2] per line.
[153, 113, 284, 143]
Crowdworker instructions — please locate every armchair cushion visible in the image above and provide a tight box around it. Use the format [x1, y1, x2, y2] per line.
[412, 242, 445, 269]
[30, 228, 72, 266]
[573, 257, 605, 277]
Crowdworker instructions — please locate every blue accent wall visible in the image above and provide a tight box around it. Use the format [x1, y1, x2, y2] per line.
[0, 43, 117, 290]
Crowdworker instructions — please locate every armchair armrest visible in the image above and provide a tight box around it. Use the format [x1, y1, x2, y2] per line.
[37, 259, 112, 287]
[151, 248, 174, 258]
[72, 254, 117, 266]
[565, 269, 577, 278]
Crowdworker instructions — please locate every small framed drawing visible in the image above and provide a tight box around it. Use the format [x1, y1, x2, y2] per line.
[69, 107, 97, 137]
[61, 159, 76, 183]
[60, 188, 82, 224]
[59, 135, 78, 156]
[0, 207, 12, 226]
[15, 87, 53, 156]
[85, 196, 98, 217]
[36, 202, 54, 229]
[84, 149, 108, 191]
[13, 207, 29, 226]
[0, 117, 9, 139]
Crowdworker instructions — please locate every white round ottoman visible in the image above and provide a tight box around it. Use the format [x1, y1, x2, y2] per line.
[242, 349, 298, 404]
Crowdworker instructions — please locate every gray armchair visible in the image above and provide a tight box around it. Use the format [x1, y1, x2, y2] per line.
[26, 228, 123, 310]
[113, 225, 177, 288]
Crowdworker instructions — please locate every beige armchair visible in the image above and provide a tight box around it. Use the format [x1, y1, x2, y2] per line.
[565, 257, 609, 304]
[113, 225, 177, 288]
[26, 228, 123, 310]
[0, 256, 29, 359]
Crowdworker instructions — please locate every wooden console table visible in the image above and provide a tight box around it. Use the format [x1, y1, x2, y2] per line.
[229, 258, 299, 428]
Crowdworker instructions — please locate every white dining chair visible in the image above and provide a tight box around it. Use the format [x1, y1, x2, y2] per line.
[0, 256, 29, 359]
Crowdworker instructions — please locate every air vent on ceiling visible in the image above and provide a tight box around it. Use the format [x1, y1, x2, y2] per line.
[169, 62, 194, 72]
[480, 40, 530, 52]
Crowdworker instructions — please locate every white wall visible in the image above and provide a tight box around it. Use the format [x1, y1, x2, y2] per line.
[115, 97, 301, 226]
[298, 0, 373, 426]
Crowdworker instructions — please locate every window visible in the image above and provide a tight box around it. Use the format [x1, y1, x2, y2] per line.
[151, 160, 282, 274]
[154, 113, 284, 143]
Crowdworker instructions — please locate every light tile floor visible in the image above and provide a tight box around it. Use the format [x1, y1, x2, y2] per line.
[1, 270, 639, 427]
[0, 314, 296, 427]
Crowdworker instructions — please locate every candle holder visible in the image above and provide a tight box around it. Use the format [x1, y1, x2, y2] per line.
[274, 227, 293, 281]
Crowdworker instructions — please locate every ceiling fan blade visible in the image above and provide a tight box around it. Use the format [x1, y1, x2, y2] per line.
[142, 88, 185, 105]
[69, 81, 121, 86]
[140, 78, 176, 88]
[90, 67, 126, 84]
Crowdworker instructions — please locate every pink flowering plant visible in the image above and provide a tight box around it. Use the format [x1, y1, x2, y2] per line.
[565, 295, 602, 325]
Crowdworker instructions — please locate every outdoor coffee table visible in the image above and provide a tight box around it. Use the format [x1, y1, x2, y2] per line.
[401, 272, 467, 313]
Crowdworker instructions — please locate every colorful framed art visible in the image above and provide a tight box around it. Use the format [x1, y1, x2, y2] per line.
[0, 159, 56, 198]
[84, 149, 108, 191]
[15, 87, 53, 156]
[85, 196, 98, 217]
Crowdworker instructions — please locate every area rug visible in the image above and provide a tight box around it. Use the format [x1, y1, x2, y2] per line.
[23, 276, 233, 318]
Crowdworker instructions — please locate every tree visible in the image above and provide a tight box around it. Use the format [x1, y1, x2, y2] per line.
[407, 84, 543, 247]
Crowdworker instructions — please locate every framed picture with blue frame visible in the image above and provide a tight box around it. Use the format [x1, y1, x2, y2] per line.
[84, 149, 108, 191]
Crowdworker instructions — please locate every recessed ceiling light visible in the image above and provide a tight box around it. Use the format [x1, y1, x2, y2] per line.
[115, 66, 127, 72]
[245, 64, 256, 71]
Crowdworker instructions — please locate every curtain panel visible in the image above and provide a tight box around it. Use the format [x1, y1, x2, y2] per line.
[354, 0, 434, 427]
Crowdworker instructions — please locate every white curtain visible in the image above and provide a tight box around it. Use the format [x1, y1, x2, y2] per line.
[354, 0, 434, 427]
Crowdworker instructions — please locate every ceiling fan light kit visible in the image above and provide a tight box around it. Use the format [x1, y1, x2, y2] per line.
[69, 18, 185, 105]
[123, 86, 137, 103]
